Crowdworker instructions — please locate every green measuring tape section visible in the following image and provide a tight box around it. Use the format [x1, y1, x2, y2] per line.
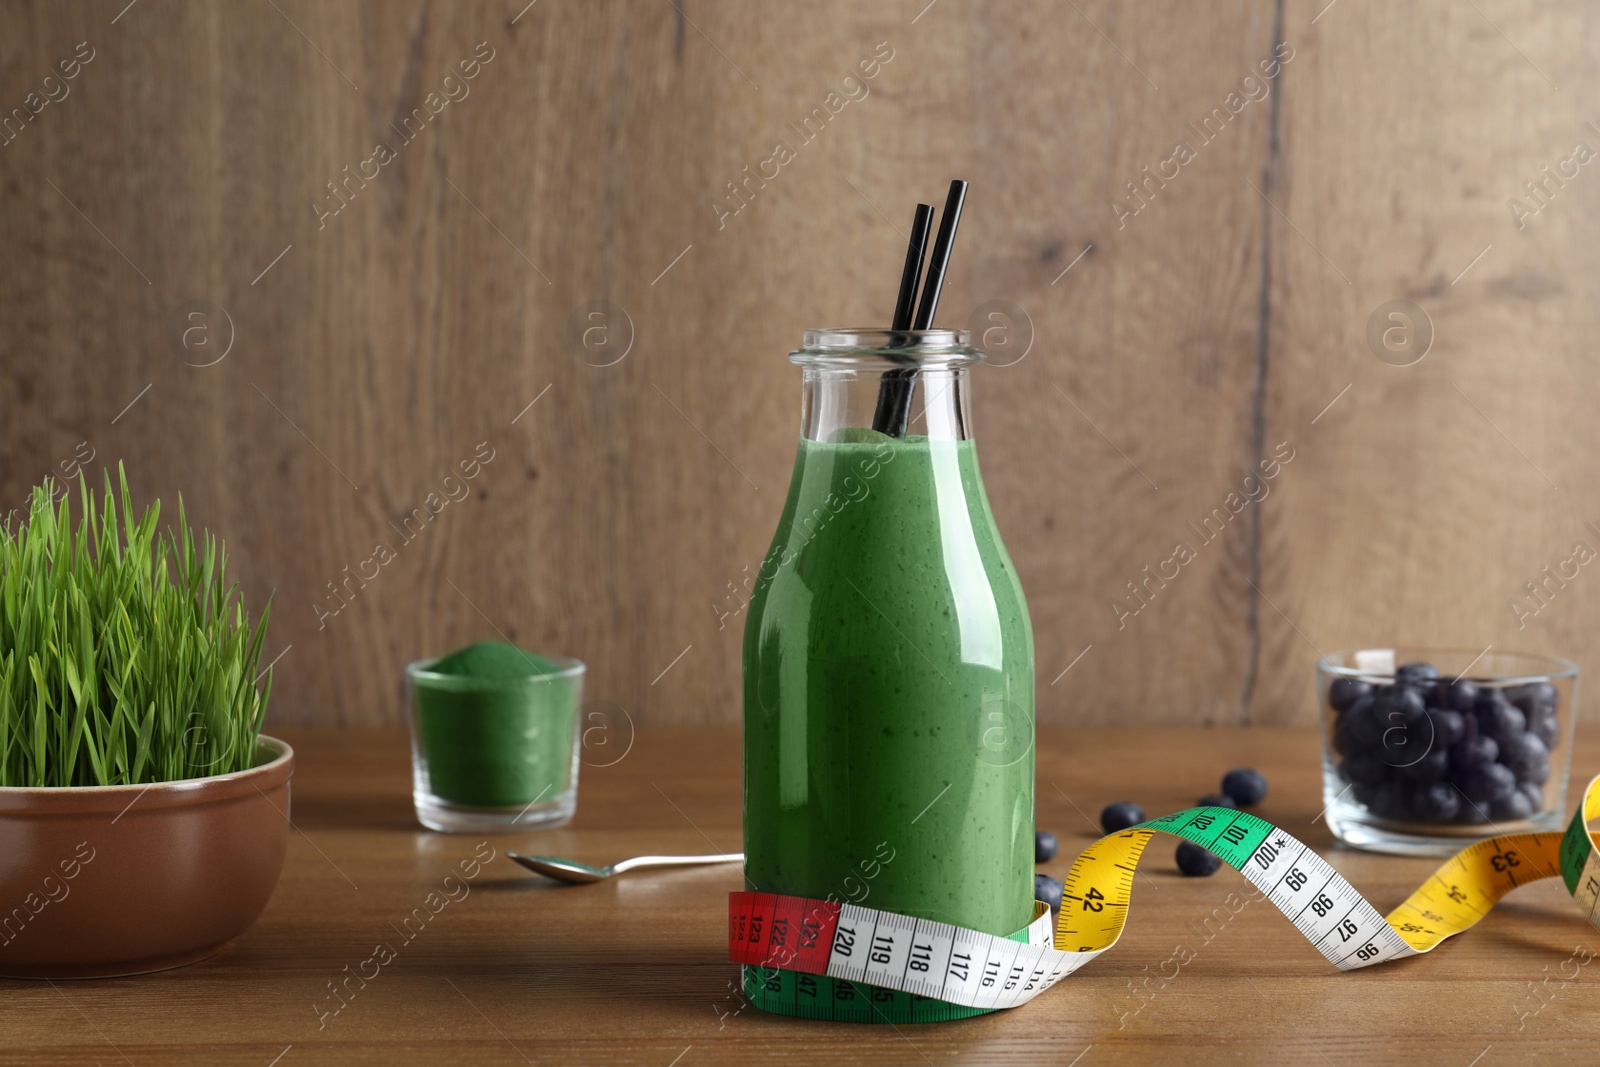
[740, 926, 1033, 1023]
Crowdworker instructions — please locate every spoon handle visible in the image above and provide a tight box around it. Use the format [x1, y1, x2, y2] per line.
[610, 853, 744, 874]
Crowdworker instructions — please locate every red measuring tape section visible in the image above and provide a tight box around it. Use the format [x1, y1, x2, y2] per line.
[729, 893, 842, 971]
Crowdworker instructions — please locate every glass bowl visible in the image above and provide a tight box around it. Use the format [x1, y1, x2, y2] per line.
[1318, 648, 1578, 856]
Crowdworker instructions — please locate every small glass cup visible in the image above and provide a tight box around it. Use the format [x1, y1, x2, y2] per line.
[405, 656, 585, 833]
[1318, 648, 1578, 855]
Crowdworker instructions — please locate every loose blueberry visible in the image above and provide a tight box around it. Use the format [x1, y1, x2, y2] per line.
[1035, 829, 1059, 863]
[1400, 748, 1449, 784]
[1329, 677, 1375, 713]
[1396, 662, 1442, 688]
[1426, 708, 1466, 749]
[1035, 873, 1065, 912]
[1432, 679, 1480, 713]
[1450, 734, 1498, 774]
[1176, 841, 1222, 877]
[1199, 793, 1238, 809]
[1100, 801, 1145, 834]
[1460, 763, 1517, 803]
[1410, 782, 1461, 822]
[1490, 788, 1536, 822]
[1221, 767, 1269, 807]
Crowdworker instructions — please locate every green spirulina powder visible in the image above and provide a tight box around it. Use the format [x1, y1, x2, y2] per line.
[413, 642, 578, 808]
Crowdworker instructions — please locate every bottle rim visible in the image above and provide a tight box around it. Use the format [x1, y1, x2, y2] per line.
[791, 327, 980, 366]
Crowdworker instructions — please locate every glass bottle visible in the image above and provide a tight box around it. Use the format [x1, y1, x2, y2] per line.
[742, 328, 1035, 1009]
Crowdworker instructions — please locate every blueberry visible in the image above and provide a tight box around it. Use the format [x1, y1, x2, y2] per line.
[1376, 706, 1431, 766]
[1035, 873, 1065, 912]
[1450, 735, 1498, 773]
[1490, 788, 1535, 822]
[1410, 782, 1461, 822]
[1498, 733, 1550, 782]
[1329, 677, 1374, 713]
[1400, 748, 1449, 784]
[1221, 768, 1269, 807]
[1376, 685, 1427, 717]
[1370, 781, 1410, 819]
[1199, 793, 1238, 809]
[1176, 841, 1221, 877]
[1334, 698, 1377, 756]
[1396, 662, 1442, 688]
[1346, 699, 1386, 751]
[1432, 679, 1479, 713]
[1352, 780, 1378, 807]
[1460, 763, 1517, 803]
[1456, 798, 1492, 824]
[1475, 698, 1526, 745]
[1035, 829, 1059, 863]
[1528, 707, 1561, 751]
[1427, 708, 1466, 749]
[1333, 713, 1359, 758]
[1100, 801, 1145, 834]
[1341, 751, 1389, 786]
[1517, 782, 1545, 813]
[1518, 752, 1551, 787]
[1508, 682, 1559, 717]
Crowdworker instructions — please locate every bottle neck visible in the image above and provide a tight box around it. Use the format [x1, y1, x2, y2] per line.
[800, 366, 974, 442]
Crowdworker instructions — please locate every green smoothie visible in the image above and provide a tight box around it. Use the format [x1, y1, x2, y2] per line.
[412, 642, 579, 808]
[742, 433, 1035, 936]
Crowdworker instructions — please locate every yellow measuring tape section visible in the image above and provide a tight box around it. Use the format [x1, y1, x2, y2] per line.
[1055, 775, 1600, 963]
[1384, 834, 1563, 952]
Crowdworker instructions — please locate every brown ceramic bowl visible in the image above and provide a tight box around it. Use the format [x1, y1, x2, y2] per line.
[0, 736, 294, 979]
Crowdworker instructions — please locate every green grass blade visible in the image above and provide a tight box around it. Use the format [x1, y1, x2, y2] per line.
[0, 469, 272, 786]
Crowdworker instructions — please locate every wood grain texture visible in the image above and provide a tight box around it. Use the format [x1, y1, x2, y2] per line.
[0, 1, 1597, 728]
[3, 726, 1599, 1065]
[1252, 1, 1600, 724]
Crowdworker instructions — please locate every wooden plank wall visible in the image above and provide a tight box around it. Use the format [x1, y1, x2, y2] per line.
[1, 1, 1596, 729]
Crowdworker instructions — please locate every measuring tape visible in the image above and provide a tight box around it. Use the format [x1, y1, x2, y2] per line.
[728, 774, 1600, 1022]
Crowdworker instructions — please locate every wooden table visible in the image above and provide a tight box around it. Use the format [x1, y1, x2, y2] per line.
[4, 727, 1598, 1065]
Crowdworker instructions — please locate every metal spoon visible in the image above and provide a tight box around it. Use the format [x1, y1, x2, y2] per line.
[507, 851, 744, 885]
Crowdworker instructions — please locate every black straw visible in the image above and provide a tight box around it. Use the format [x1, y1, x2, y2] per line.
[891, 204, 934, 331]
[911, 180, 968, 330]
[870, 182, 968, 437]
[872, 204, 935, 436]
